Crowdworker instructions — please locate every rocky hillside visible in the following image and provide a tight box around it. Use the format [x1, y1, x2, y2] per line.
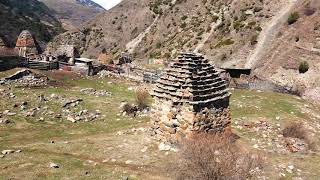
[48, 0, 154, 58]
[49, 0, 319, 100]
[51, 0, 289, 62]
[253, 0, 320, 101]
[39, 0, 105, 30]
[0, 0, 64, 47]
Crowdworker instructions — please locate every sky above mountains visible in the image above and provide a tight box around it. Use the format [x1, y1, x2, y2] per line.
[93, 0, 121, 9]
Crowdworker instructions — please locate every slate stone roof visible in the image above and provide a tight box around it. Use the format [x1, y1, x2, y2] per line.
[16, 30, 36, 47]
[153, 53, 231, 108]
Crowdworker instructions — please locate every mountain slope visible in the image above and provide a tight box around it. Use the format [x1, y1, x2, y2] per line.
[0, 0, 64, 47]
[48, 0, 155, 57]
[253, 0, 320, 100]
[48, 0, 319, 100]
[52, 0, 289, 63]
[39, 0, 105, 30]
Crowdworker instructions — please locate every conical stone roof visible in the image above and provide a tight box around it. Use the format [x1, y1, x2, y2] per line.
[16, 30, 36, 47]
[153, 52, 231, 110]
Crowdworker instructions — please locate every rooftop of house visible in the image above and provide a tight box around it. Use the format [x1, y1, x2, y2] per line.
[16, 30, 36, 47]
[75, 58, 95, 63]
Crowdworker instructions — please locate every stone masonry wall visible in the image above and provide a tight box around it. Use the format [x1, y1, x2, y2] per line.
[151, 53, 231, 143]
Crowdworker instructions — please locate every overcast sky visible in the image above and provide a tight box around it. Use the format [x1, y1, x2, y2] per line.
[93, 0, 122, 10]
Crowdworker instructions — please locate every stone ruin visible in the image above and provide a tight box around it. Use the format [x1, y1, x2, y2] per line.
[151, 53, 232, 142]
[0, 69, 48, 87]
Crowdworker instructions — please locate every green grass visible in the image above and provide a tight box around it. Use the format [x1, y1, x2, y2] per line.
[1, 71, 320, 179]
[230, 89, 306, 120]
[0, 76, 147, 148]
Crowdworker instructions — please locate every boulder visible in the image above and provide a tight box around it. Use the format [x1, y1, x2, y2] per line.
[1, 150, 14, 155]
[49, 162, 59, 168]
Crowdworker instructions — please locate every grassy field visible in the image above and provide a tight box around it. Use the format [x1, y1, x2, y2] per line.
[0, 69, 319, 179]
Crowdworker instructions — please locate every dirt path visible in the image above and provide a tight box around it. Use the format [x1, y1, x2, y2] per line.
[245, 0, 299, 68]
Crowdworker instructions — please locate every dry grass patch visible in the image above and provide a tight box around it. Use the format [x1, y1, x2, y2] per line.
[171, 133, 263, 180]
[135, 87, 150, 110]
[282, 122, 318, 151]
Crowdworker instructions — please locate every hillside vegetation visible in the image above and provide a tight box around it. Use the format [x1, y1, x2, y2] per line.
[0, 0, 64, 47]
[48, 0, 320, 101]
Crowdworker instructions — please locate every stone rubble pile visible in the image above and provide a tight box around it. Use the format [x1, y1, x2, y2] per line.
[97, 70, 113, 78]
[0, 149, 22, 158]
[60, 97, 101, 123]
[152, 53, 231, 142]
[8, 74, 48, 87]
[0, 91, 102, 124]
[233, 119, 309, 153]
[80, 88, 112, 97]
[0, 88, 16, 98]
[63, 109, 101, 123]
[0, 69, 48, 87]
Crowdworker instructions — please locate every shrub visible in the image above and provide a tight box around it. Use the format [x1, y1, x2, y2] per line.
[171, 133, 263, 180]
[282, 122, 308, 140]
[250, 34, 259, 45]
[135, 88, 149, 110]
[282, 122, 318, 151]
[299, 61, 309, 73]
[181, 15, 188, 21]
[180, 22, 187, 29]
[288, 12, 300, 25]
[122, 103, 138, 116]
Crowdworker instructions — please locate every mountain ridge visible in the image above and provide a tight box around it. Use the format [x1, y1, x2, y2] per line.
[39, 0, 105, 30]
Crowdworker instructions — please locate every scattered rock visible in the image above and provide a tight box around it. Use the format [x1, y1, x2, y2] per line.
[0, 119, 10, 124]
[67, 116, 77, 123]
[125, 160, 133, 165]
[49, 162, 59, 168]
[1, 69, 48, 87]
[62, 99, 83, 108]
[1, 150, 14, 155]
[80, 88, 111, 97]
[140, 146, 148, 153]
[158, 142, 172, 151]
[97, 70, 112, 78]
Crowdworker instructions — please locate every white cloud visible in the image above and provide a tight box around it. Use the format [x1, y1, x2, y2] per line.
[93, 0, 122, 10]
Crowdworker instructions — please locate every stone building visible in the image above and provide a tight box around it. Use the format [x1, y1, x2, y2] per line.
[152, 53, 232, 142]
[48, 45, 76, 64]
[0, 37, 18, 57]
[15, 30, 38, 57]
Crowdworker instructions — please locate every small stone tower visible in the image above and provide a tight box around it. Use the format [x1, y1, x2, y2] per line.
[152, 53, 231, 142]
[16, 30, 38, 57]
